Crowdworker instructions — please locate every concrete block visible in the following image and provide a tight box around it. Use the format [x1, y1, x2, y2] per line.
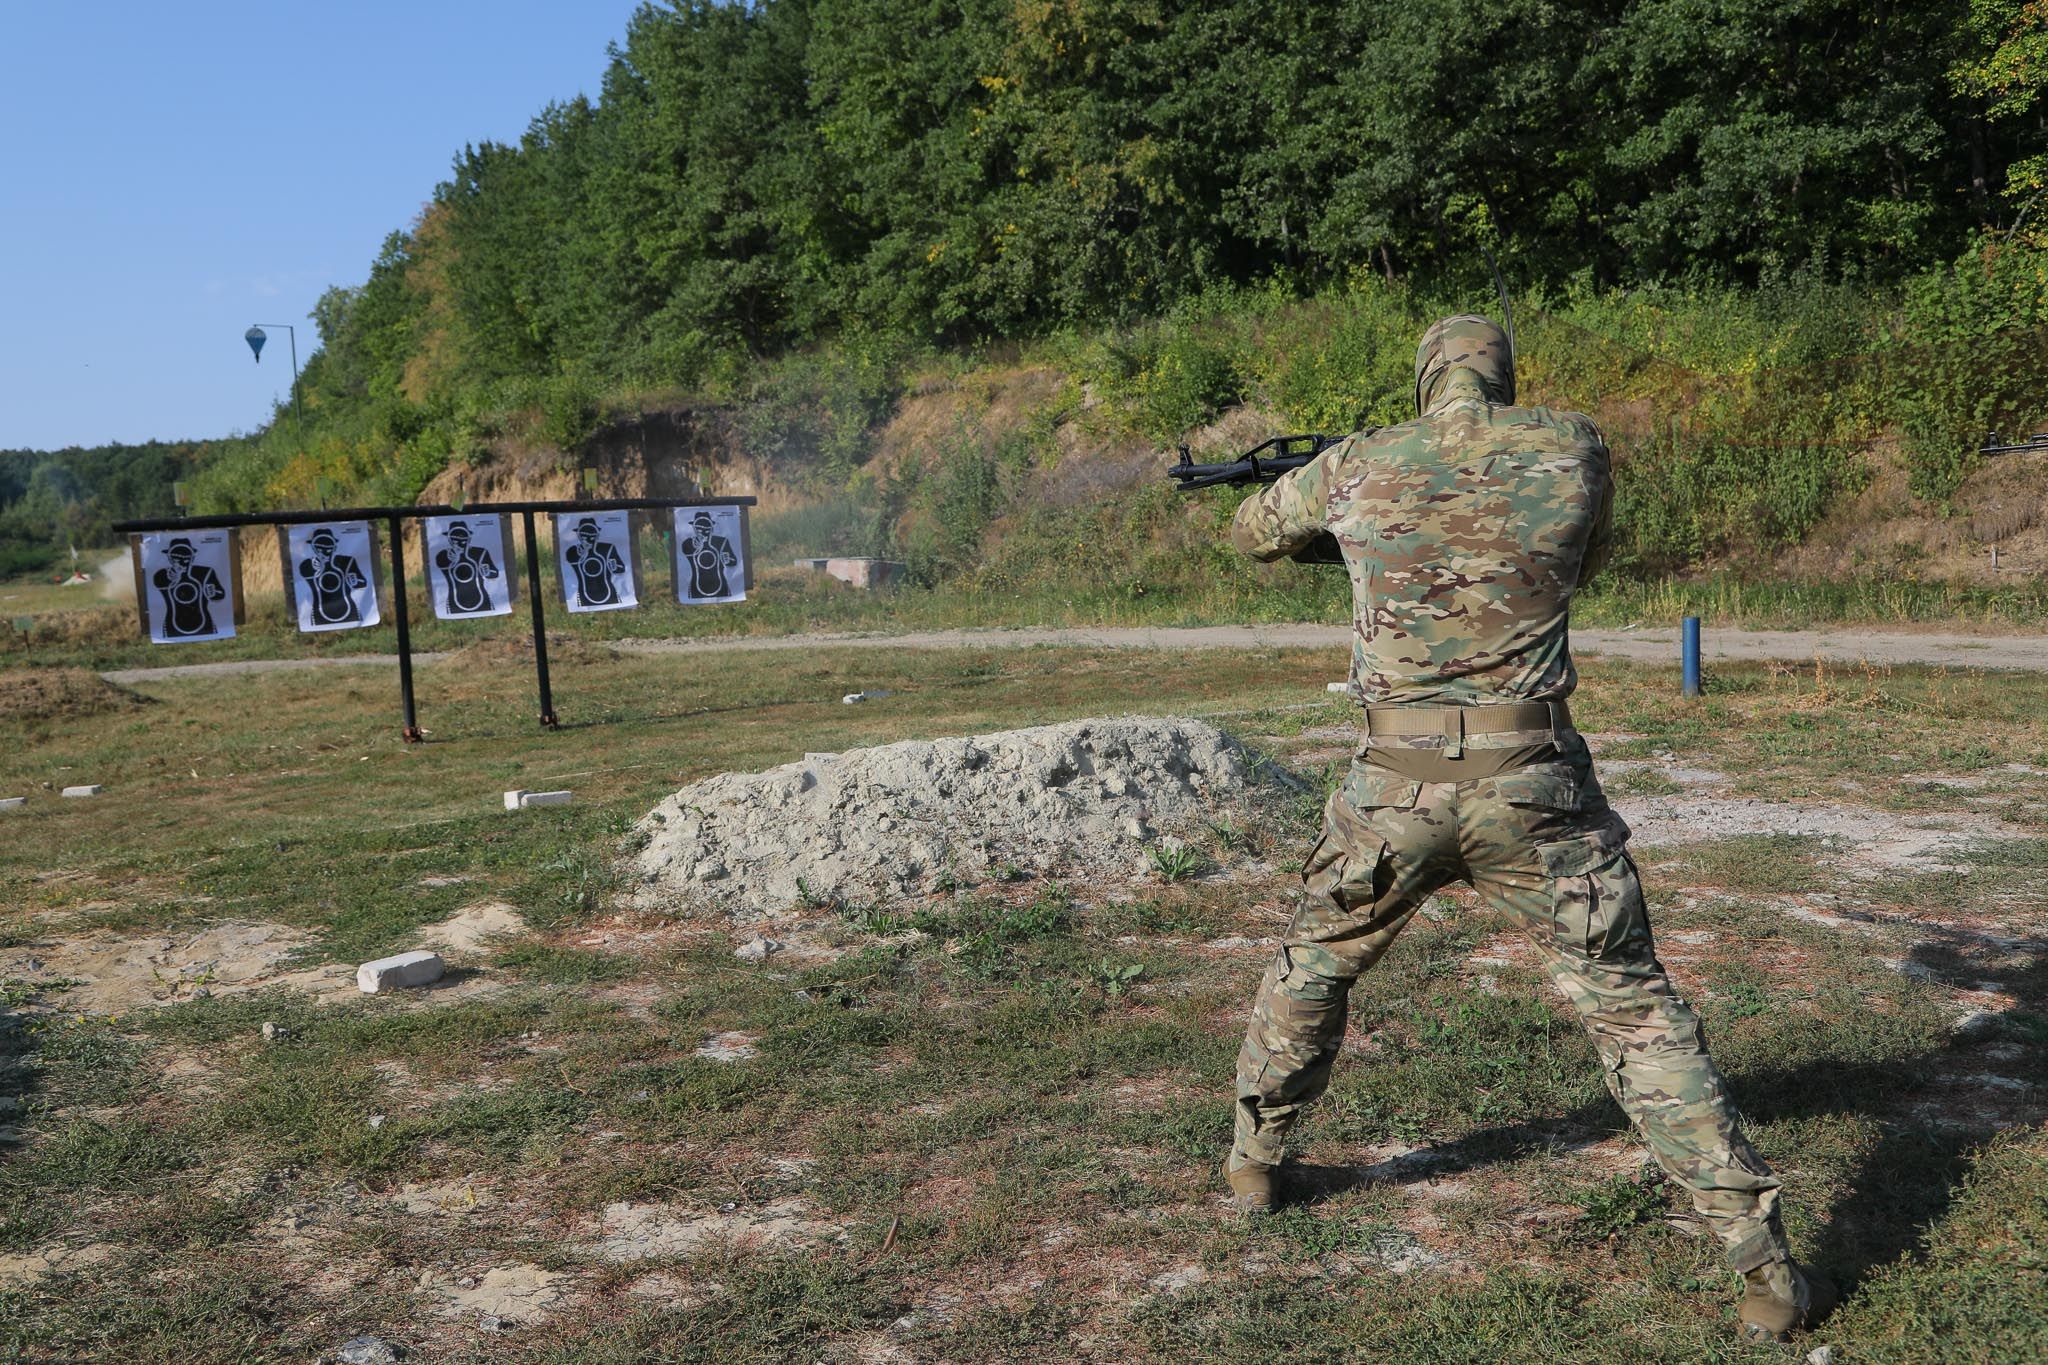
[356, 950, 446, 994]
[519, 789, 573, 808]
[60, 785, 102, 798]
[0, 797, 25, 811]
[1325, 682, 1350, 693]
[823, 557, 907, 590]
[792, 557, 830, 570]
[503, 789, 527, 810]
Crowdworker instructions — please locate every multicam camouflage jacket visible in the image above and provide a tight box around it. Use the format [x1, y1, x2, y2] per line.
[1233, 315, 1613, 705]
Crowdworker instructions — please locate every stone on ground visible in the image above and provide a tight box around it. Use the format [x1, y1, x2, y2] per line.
[628, 715, 1291, 917]
[356, 950, 446, 994]
[335, 1337, 403, 1365]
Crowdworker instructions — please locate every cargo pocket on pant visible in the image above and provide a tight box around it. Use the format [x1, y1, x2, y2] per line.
[1301, 829, 1392, 916]
[1538, 823, 1640, 961]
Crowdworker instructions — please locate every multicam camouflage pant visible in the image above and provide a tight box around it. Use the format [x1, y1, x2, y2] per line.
[1234, 737, 1789, 1272]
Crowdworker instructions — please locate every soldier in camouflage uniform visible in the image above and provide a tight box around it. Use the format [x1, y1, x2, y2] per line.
[1224, 316, 1832, 1342]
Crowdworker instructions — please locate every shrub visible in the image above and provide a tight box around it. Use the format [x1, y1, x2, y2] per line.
[1893, 238, 2048, 498]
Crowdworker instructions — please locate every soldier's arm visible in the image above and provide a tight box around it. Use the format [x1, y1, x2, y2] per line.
[1229, 453, 1334, 562]
[1579, 439, 1616, 586]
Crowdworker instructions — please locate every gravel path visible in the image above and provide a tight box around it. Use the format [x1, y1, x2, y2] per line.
[98, 623, 2048, 684]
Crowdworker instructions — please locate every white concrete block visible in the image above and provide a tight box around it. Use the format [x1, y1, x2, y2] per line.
[0, 797, 25, 811]
[519, 790, 572, 808]
[60, 785, 102, 798]
[356, 950, 446, 994]
[503, 789, 527, 810]
[1325, 682, 1350, 693]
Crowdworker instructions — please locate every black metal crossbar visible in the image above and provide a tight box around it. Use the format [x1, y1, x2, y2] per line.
[112, 496, 757, 742]
[109, 495, 753, 535]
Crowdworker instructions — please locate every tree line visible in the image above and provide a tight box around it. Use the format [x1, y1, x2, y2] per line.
[0, 443, 214, 575]
[309, 0, 2036, 392]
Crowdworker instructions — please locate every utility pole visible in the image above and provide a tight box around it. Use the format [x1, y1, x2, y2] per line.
[244, 323, 306, 460]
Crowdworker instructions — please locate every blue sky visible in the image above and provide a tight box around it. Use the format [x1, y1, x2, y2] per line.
[0, 2, 645, 451]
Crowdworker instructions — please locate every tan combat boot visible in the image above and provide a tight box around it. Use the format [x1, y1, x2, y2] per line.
[1738, 1260, 1838, 1343]
[1224, 1155, 1280, 1218]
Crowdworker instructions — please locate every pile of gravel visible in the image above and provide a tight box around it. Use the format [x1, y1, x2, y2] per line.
[626, 716, 1288, 918]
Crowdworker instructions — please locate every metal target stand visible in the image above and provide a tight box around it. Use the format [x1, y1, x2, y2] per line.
[113, 496, 755, 742]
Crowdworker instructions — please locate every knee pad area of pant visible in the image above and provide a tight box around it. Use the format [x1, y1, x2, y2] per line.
[1276, 957, 1347, 1004]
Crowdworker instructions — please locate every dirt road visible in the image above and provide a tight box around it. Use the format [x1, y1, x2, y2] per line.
[97, 623, 2048, 685]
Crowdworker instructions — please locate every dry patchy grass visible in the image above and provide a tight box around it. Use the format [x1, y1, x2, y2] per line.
[0, 650, 2042, 1361]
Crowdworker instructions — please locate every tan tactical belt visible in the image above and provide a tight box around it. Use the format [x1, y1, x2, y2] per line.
[1364, 699, 1571, 741]
[1359, 700, 1574, 781]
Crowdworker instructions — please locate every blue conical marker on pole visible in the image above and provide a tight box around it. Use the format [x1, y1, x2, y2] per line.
[245, 324, 306, 487]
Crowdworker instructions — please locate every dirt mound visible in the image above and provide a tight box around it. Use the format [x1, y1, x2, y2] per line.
[0, 668, 149, 725]
[628, 716, 1293, 918]
[1777, 440, 2048, 583]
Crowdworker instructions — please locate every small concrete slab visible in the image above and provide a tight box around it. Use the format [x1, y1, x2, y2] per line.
[822, 557, 906, 589]
[0, 797, 25, 811]
[60, 785, 102, 798]
[504, 789, 572, 809]
[357, 950, 446, 994]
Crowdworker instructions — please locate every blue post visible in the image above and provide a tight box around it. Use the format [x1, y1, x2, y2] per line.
[1681, 615, 1702, 698]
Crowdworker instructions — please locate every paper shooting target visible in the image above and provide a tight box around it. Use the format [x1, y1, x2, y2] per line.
[282, 521, 381, 632]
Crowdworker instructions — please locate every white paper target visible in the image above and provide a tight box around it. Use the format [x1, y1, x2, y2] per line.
[138, 531, 237, 644]
[671, 505, 747, 605]
[553, 510, 638, 613]
[423, 515, 513, 619]
[285, 522, 381, 632]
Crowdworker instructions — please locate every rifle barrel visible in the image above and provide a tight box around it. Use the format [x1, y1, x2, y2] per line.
[1980, 432, 2048, 457]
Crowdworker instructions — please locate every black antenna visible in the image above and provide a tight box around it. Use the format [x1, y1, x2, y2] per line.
[1477, 240, 1515, 366]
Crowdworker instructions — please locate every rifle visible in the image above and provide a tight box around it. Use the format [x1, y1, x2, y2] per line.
[1165, 433, 1345, 490]
[1167, 432, 1362, 564]
[1981, 431, 2048, 457]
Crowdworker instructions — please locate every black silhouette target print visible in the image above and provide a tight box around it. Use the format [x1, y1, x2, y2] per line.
[424, 515, 514, 620]
[284, 522, 380, 632]
[138, 530, 237, 644]
[552, 511, 638, 613]
[670, 505, 748, 605]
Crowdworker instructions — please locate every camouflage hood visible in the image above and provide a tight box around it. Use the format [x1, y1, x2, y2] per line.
[1414, 314, 1515, 414]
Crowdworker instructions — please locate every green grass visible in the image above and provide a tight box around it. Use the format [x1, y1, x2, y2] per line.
[0, 647, 2042, 1359]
